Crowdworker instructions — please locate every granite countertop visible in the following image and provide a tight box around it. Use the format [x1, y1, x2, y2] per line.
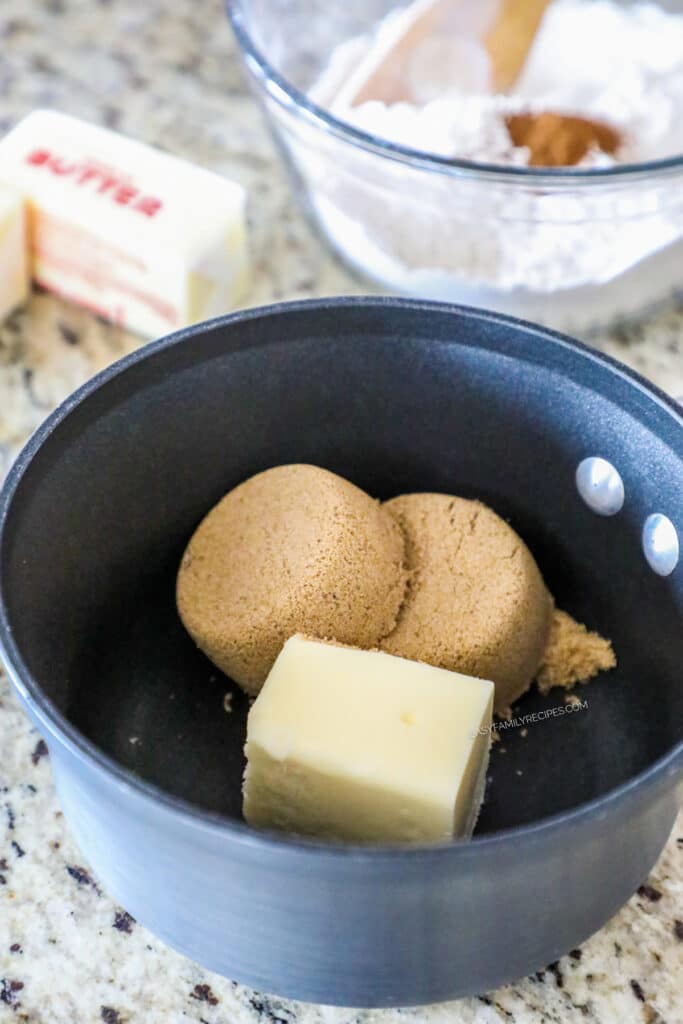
[0, 2, 682, 1022]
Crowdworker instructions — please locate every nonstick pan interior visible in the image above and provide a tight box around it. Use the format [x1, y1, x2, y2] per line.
[1, 300, 681, 837]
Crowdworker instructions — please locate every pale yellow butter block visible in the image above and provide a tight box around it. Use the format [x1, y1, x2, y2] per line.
[0, 185, 29, 322]
[243, 635, 494, 844]
[0, 110, 249, 338]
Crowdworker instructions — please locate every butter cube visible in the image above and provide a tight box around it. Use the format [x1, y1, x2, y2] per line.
[0, 185, 29, 322]
[243, 635, 494, 844]
[0, 110, 249, 338]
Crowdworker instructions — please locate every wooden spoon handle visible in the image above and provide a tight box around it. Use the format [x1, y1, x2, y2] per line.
[484, 0, 552, 92]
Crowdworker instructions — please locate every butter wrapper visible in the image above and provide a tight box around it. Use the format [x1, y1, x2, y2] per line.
[0, 110, 249, 338]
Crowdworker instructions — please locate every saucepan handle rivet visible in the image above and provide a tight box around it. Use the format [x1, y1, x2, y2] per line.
[576, 457, 625, 517]
[642, 514, 679, 577]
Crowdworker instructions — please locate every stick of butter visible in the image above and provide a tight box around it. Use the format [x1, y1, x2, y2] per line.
[0, 110, 249, 338]
[0, 185, 29, 322]
[243, 635, 494, 844]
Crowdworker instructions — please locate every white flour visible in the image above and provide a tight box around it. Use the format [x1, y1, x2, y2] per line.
[297, 0, 683, 331]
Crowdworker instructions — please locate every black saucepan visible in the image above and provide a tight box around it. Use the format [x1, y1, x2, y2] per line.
[0, 298, 681, 1007]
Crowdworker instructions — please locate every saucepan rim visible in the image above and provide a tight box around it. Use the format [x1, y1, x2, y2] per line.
[0, 297, 681, 860]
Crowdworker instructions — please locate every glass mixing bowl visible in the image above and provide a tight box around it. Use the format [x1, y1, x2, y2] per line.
[227, 0, 683, 333]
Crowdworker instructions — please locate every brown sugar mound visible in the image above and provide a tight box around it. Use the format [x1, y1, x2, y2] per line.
[537, 609, 616, 693]
[380, 493, 553, 713]
[505, 111, 622, 167]
[177, 464, 408, 696]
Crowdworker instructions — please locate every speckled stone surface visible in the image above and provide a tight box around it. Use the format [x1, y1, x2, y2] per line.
[0, 2, 682, 1022]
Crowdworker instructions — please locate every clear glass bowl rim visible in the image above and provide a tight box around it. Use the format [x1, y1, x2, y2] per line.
[227, 0, 683, 187]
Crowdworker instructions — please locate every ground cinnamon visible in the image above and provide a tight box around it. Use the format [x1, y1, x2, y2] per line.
[505, 111, 622, 167]
[536, 609, 616, 692]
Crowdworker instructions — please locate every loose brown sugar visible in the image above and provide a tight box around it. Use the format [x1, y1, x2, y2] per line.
[536, 609, 616, 693]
